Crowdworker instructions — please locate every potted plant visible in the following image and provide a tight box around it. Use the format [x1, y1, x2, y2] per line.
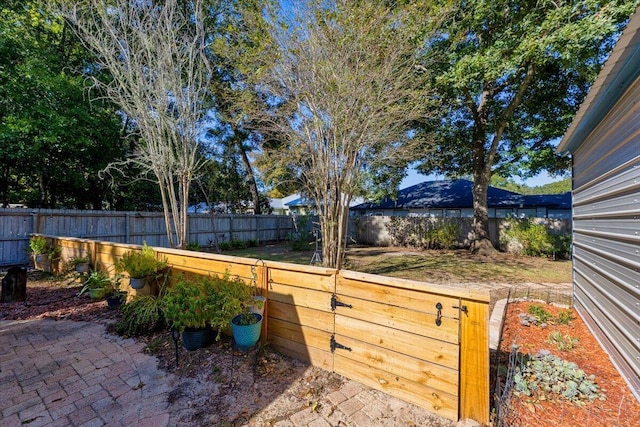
[115, 243, 167, 289]
[29, 236, 48, 262]
[106, 275, 127, 309]
[30, 236, 61, 273]
[231, 308, 263, 349]
[68, 255, 91, 273]
[162, 277, 215, 351]
[78, 271, 113, 299]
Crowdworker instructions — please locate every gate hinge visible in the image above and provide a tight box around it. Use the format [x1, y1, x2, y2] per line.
[331, 294, 353, 311]
[330, 335, 352, 353]
[453, 305, 468, 316]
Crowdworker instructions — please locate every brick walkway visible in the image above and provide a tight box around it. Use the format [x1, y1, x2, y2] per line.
[0, 319, 469, 427]
[0, 319, 172, 427]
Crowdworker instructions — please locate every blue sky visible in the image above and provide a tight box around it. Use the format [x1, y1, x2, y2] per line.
[399, 168, 565, 190]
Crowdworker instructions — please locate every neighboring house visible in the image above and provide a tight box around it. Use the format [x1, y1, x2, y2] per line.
[272, 194, 365, 216]
[270, 194, 301, 216]
[350, 179, 571, 219]
[557, 6, 640, 402]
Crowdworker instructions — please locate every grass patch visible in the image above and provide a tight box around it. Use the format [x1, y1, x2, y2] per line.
[223, 244, 314, 265]
[224, 244, 572, 284]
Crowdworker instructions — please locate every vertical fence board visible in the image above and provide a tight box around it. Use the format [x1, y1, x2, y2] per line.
[459, 300, 490, 424]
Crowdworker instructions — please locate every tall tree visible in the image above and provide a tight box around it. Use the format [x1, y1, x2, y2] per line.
[235, 0, 436, 268]
[0, 1, 125, 208]
[416, 0, 636, 252]
[60, 0, 212, 248]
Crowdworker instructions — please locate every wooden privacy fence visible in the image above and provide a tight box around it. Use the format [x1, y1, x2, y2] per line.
[0, 208, 294, 266]
[47, 235, 490, 424]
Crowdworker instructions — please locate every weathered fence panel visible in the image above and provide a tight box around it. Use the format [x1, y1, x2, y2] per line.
[44, 236, 490, 423]
[0, 209, 294, 266]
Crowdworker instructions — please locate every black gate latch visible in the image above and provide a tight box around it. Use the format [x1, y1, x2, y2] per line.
[331, 294, 353, 311]
[330, 335, 352, 352]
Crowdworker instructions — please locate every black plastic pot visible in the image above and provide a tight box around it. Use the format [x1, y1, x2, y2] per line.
[181, 327, 213, 351]
[106, 292, 126, 310]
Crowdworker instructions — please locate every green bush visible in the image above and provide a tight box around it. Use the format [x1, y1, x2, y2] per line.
[162, 274, 254, 339]
[114, 294, 166, 337]
[424, 221, 461, 249]
[386, 217, 460, 249]
[500, 218, 556, 257]
[186, 241, 201, 251]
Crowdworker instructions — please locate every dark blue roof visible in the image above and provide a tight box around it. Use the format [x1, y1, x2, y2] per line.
[285, 197, 308, 207]
[351, 179, 571, 210]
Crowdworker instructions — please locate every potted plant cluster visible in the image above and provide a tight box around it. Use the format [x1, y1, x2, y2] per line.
[162, 274, 257, 351]
[115, 243, 167, 290]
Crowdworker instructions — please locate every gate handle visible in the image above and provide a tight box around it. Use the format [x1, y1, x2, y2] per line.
[435, 302, 443, 326]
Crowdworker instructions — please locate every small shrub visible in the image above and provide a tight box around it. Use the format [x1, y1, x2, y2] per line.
[288, 231, 312, 251]
[29, 236, 48, 255]
[553, 234, 572, 259]
[424, 220, 461, 249]
[548, 330, 579, 351]
[557, 309, 574, 325]
[500, 218, 554, 257]
[218, 241, 232, 251]
[527, 304, 552, 323]
[231, 239, 247, 249]
[114, 294, 166, 337]
[115, 243, 167, 278]
[186, 242, 201, 251]
[513, 351, 605, 405]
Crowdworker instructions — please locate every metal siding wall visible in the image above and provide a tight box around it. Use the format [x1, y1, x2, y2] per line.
[573, 77, 640, 189]
[571, 76, 640, 401]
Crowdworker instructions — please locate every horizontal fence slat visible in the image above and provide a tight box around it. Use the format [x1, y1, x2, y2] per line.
[334, 354, 458, 421]
[335, 316, 459, 370]
[268, 318, 332, 350]
[333, 334, 459, 396]
[268, 283, 332, 313]
[337, 274, 464, 316]
[335, 294, 459, 344]
[268, 301, 334, 333]
[269, 335, 333, 372]
[269, 268, 335, 293]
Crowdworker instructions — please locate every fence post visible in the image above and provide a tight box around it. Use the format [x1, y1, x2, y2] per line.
[459, 299, 490, 423]
[125, 213, 131, 243]
[257, 262, 269, 344]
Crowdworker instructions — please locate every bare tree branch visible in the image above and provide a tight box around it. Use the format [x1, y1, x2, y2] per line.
[58, 0, 211, 248]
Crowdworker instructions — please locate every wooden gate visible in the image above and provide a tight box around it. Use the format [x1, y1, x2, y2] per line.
[266, 264, 489, 423]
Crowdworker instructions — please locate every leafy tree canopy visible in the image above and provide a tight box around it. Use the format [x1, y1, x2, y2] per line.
[413, 0, 635, 250]
[0, 0, 126, 208]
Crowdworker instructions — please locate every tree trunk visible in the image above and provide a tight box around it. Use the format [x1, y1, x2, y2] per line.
[236, 140, 261, 214]
[1, 267, 27, 303]
[470, 142, 496, 254]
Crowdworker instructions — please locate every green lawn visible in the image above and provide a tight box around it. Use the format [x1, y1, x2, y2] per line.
[223, 243, 572, 284]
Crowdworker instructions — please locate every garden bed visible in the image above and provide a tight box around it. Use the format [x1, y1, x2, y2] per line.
[497, 301, 640, 427]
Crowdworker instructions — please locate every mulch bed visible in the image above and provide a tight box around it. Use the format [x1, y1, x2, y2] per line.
[498, 301, 640, 427]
